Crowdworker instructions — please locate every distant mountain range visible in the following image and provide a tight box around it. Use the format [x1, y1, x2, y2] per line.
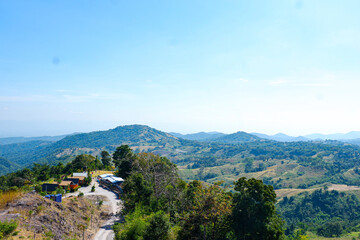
[171, 131, 360, 143]
[0, 134, 71, 145]
[169, 132, 226, 141]
[3, 129, 360, 146]
[2, 124, 360, 175]
[305, 131, 360, 140]
[251, 133, 309, 142]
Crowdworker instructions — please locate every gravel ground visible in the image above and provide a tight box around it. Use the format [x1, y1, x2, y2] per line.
[67, 178, 123, 240]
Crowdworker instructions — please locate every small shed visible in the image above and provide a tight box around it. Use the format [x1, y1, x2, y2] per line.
[41, 183, 59, 192]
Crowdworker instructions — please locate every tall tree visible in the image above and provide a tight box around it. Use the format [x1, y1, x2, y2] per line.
[100, 150, 112, 167]
[232, 177, 284, 240]
[71, 154, 95, 171]
[113, 145, 135, 178]
[179, 182, 233, 240]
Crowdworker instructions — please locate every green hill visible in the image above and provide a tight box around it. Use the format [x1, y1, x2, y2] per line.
[209, 131, 261, 143]
[52, 124, 186, 149]
[0, 125, 190, 175]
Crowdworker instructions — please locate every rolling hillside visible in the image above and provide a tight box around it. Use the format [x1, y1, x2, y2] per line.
[0, 125, 191, 175]
[2, 125, 360, 195]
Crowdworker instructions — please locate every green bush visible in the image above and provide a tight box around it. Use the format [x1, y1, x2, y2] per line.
[0, 220, 18, 239]
[143, 211, 169, 240]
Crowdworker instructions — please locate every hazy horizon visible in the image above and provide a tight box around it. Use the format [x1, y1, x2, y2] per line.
[2, 1, 360, 137]
[1, 121, 360, 138]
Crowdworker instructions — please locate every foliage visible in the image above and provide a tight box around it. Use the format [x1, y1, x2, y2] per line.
[232, 177, 284, 240]
[178, 182, 233, 240]
[56, 186, 65, 195]
[116, 146, 284, 240]
[113, 145, 136, 179]
[278, 189, 360, 237]
[0, 220, 18, 239]
[143, 211, 169, 240]
[113, 206, 149, 240]
[83, 175, 92, 186]
[101, 150, 112, 167]
[70, 154, 95, 172]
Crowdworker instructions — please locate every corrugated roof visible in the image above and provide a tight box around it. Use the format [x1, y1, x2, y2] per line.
[99, 174, 113, 178]
[73, 172, 88, 177]
[71, 176, 85, 180]
[102, 176, 124, 184]
[59, 181, 73, 186]
[111, 176, 124, 182]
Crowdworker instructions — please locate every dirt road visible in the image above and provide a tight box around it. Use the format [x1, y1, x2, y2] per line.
[68, 178, 122, 240]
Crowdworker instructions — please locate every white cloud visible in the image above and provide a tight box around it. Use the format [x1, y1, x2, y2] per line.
[0, 95, 54, 102]
[268, 73, 337, 88]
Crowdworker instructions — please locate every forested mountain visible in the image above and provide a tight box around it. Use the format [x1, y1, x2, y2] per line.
[0, 125, 190, 175]
[51, 124, 187, 149]
[169, 131, 226, 141]
[0, 156, 19, 175]
[208, 131, 261, 143]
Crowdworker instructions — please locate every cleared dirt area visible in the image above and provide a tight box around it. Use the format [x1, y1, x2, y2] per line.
[327, 184, 360, 191]
[2, 191, 108, 240]
[276, 184, 360, 199]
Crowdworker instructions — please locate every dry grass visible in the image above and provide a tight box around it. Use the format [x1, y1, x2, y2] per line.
[92, 170, 115, 177]
[0, 190, 23, 209]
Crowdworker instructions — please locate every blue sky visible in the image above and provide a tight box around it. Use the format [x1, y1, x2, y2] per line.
[1, 0, 360, 137]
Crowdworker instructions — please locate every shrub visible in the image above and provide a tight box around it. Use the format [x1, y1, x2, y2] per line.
[0, 220, 18, 239]
[143, 212, 169, 240]
[91, 185, 95, 192]
[34, 185, 42, 193]
[56, 187, 65, 195]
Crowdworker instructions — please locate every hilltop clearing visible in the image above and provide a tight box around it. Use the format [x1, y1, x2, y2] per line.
[0, 192, 110, 240]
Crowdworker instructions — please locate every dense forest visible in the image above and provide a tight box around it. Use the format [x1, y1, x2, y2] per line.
[112, 146, 285, 240]
[278, 189, 360, 237]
